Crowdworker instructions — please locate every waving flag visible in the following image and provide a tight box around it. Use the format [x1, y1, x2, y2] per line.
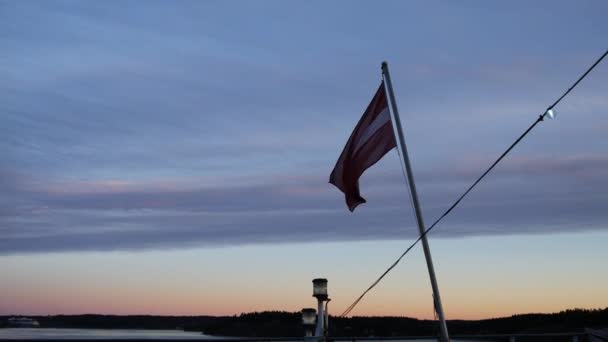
[329, 83, 396, 211]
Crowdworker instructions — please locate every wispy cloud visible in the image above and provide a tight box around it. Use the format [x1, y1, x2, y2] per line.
[1, 152, 607, 254]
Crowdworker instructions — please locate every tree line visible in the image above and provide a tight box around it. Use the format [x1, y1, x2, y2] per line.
[1, 307, 606, 338]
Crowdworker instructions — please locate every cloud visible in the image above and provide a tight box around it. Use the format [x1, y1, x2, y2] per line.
[1, 153, 607, 254]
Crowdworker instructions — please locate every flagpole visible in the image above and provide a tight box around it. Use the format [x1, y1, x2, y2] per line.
[381, 61, 451, 342]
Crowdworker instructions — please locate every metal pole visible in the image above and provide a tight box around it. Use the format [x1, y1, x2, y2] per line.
[381, 61, 450, 342]
[324, 299, 331, 337]
[315, 298, 324, 337]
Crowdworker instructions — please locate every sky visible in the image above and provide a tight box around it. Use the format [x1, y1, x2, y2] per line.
[1, 0, 607, 320]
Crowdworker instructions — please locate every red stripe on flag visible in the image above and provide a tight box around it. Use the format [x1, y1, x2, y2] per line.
[329, 83, 397, 211]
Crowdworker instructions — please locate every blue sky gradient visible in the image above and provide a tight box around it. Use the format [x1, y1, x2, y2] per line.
[2, 0, 607, 253]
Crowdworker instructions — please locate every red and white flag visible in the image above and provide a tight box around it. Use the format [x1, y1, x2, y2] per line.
[329, 83, 396, 211]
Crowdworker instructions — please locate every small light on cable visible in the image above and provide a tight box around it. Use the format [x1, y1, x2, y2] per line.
[546, 109, 555, 119]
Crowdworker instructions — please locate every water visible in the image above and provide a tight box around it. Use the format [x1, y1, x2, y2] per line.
[0, 329, 489, 341]
[0, 328, 213, 339]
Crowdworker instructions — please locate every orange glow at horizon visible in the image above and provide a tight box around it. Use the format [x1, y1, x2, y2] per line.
[2, 233, 607, 319]
[2, 282, 605, 320]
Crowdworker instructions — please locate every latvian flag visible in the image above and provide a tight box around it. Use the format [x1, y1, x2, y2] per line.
[329, 83, 397, 211]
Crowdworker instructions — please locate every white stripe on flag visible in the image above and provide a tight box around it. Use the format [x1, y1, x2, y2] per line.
[353, 107, 390, 153]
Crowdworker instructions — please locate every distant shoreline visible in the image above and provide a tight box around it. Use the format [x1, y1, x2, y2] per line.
[2, 307, 607, 337]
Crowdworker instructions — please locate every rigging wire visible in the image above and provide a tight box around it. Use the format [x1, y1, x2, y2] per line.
[340, 48, 608, 318]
